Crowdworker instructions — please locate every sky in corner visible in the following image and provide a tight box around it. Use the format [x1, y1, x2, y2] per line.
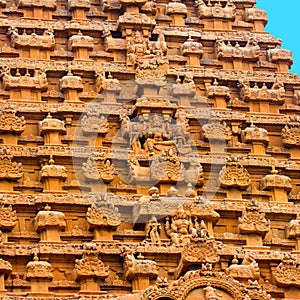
[256, 0, 300, 75]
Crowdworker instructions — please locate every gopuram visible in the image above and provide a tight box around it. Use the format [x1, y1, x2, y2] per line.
[0, 0, 299, 299]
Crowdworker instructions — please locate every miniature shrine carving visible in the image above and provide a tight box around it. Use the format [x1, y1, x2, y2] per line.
[0, 0, 298, 299]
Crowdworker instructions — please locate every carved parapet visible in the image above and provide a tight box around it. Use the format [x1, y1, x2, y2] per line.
[0, 68, 48, 90]
[83, 152, 116, 183]
[75, 243, 109, 281]
[282, 125, 300, 146]
[8, 27, 55, 50]
[219, 157, 251, 190]
[0, 106, 25, 133]
[225, 253, 260, 281]
[215, 37, 260, 61]
[18, 0, 56, 9]
[0, 204, 17, 232]
[34, 204, 66, 242]
[0, 147, 23, 181]
[68, 0, 90, 10]
[260, 167, 292, 192]
[238, 200, 270, 236]
[242, 123, 269, 145]
[268, 47, 293, 65]
[26, 254, 53, 280]
[81, 106, 109, 135]
[196, 0, 236, 20]
[239, 81, 285, 103]
[273, 254, 300, 287]
[243, 5, 268, 24]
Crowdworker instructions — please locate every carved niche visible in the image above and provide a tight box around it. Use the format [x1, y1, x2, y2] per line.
[80, 106, 109, 135]
[238, 200, 270, 236]
[0, 147, 23, 180]
[215, 37, 260, 61]
[219, 157, 251, 190]
[225, 252, 260, 281]
[273, 254, 300, 287]
[83, 152, 116, 183]
[8, 27, 55, 50]
[196, 0, 236, 20]
[0, 106, 25, 133]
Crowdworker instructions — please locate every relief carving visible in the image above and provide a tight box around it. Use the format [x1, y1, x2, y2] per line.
[8, 26, 55, 49]
[0, 106, 25, 133]
[0, 147, 23, 180]
[241, 122, 269, 144]
[216, 37, 260, 60]
[206, 79, 230, 99]
[202, 119, 232, 142]
[86, 195, 121, 229]
[18, 0, 56, 9]
[219, 157, 251, 190]
[145, 216, 161, 245]
[68, 31, 94, 50]
[268, 45, 293, 64]
[26, 253, 53, 279]
[238, 80, 285, 103]
[225, 252, 260, 280]
[68, 0, 90, 9]
[243, 5, 268, 23]
[0, 204, 17, 231]
[80, 106, 109, 135]
[83, 152, 116, 183]
[282, 124, 300, 146]
[0, 67, 48, 90]
[196, 0, 236, 20]
[238, 200, 270, 235]
[95, 71, 121, 93]
[273, 254, 300, 287]
[60, 70, 84, 91]
[75, 243, 109, 280]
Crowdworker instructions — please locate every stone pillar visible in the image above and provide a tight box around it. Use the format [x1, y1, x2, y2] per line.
[260, 166, 292, 203]
[26, 254, 53, 297]
[0, 259, 12, 295]
[34, 204, 66, 242]
[60, 70, 84, 102]
[68, 31, 94, 60]
[40, 156, 67, 192]
[39, 113, 66, 145]
[167, 0, 187, 27]
[181, 34, 203, 67]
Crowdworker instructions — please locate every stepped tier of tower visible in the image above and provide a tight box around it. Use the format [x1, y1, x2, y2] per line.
[0, 0, 299, 299]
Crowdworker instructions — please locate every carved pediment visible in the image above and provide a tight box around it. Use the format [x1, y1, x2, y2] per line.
[68, 0, 90, 9]
[206, 79, 230, 99]
[81, 106, 109, 135]
[68, 32, 94, 49]
[202, 120, 232, 142]
[60, 70, 84, 91]
[241, 123, 269, 144]
[282, 124, 300, 146]
[268, 47, 293, 65]
[260, 167, 292, 192]
[18, 0, 56, 9]
[244, 5, 268, 23]
[167, 1, 187, 15]
[26, 254, 53, 279]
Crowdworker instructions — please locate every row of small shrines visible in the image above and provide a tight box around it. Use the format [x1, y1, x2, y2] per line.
[0, 196, 299, 299]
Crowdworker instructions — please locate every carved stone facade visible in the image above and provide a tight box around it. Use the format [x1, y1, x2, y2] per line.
[0, 1, 298, 299]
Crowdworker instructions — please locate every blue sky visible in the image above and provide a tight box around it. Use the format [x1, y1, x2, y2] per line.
[256, 0, 300, 75]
